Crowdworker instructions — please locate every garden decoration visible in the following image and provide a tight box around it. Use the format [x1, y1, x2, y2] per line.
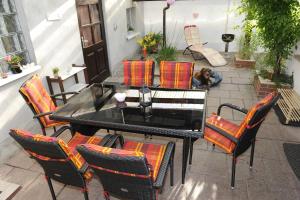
[163, 0, 175, 47]
[5, 55, 23, 74]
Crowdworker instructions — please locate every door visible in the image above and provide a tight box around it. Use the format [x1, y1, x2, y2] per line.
[76, 0, 110, 84]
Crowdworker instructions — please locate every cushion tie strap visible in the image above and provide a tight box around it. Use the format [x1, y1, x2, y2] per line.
[89, 164, 151, 179]
[246, 117, 266, 129]
[27, 150, 70, 162]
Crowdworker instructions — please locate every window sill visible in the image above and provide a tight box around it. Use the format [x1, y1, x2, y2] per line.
[126, 31, 140, 40]
[0, 65, 41, 87]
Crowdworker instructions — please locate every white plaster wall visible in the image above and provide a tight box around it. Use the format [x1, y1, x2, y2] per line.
[102, 0, 145, 74]
[0, 0, 85, 161]
[287, 42, 300, 94]
[144, 0, 243, 52]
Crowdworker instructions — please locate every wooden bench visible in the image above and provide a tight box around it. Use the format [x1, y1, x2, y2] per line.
[277, 89, 300, 124]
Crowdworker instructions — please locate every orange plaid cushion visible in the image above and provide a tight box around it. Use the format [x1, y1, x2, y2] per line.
[12, 129, 102, 180]
[205, 114, 240, 153]
[123, 60, 154, 87]
[20, 74, 65, 128]
[84, 140, 167, 181]
[160, 61, 194, 89]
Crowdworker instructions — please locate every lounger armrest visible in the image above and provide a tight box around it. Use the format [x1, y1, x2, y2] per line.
[50, 126, 74, 138]
[78, 163, 89, 174]
[217, 103, 248, 115]
[98, 134, 114, 147]
[33, 111, 53, 119]
[106, 134, 124, 148]
[206, 123, 238, 144]
[202, 42, 208, 45]
[51, 91, 79, 98]
[153, 142, 175, 189]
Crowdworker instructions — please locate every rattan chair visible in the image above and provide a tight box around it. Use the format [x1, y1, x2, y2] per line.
[160, 61, 194, 89]
[204, 92, 279, 188]
[77, 135, 175, 200]
[9, 127, 115, 200]
[123, 60, 155, 87]
[19, 74, 78, 135]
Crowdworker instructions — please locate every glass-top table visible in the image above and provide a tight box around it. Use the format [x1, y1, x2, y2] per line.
[51, 84, 207, 184]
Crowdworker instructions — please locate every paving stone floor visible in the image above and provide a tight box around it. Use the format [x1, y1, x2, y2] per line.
[1, 54, 300, 200]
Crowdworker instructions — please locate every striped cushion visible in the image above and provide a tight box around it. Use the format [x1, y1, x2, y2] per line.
[160, 61, 194, 89]
[123, 60, 154, 87]
[205, 114, 240, 153]
[84, 140, 167, 181]
[11, 129, 102, 180]
[20, 74, 65, 128]
[123, 140, 167, 181]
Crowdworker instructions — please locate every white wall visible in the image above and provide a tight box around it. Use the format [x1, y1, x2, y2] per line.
[287, 42, 300, 94]
[144, 0, 242, 52]
[0, 0, 85, 162]
[102, 0, 145, 74]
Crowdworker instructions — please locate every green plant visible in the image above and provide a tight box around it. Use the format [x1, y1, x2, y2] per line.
[52, 67, 59, 75]
[155, 45, 177, 64]
[246, 0, 300, 78]
[4, 55, 23, 65]
[237, 32, 259, 60]
[137, 32, 162, 52]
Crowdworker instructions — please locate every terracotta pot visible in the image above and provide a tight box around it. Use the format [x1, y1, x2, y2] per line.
[142, 48, 147, 60]
[10, 64, 22, 74]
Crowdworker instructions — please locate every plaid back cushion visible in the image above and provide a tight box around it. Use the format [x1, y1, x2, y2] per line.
[19, 74, 60, 127]
[236, 92, 276, 138]
[123, 60, 154, 87]
[160, 61, 194, 89]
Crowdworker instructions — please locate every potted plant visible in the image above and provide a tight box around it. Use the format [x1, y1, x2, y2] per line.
[245, 0, 300, 96]
[137, 32, 163, 55]
[155, 45, 177, 64]
[234, 1, 258, 68]
[5, 55, 23, 74]
[52, 67, 60, 78]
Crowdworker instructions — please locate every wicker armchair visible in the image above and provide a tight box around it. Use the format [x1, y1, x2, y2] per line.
[123, 60, 155, 87]
[77, 135, 175, 200]
[160, 61, 194, 89]
[204, 92, 279, 189]
[19, 74, 78, 135]
[9, 127, 115, 200]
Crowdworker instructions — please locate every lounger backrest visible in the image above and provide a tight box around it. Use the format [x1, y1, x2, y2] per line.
[184, 25, 202, 46]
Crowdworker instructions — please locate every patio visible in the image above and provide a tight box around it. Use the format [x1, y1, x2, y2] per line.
[1, 54, 300, 200]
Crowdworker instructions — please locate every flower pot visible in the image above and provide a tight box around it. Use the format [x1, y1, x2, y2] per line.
[10, 64, 22, 74]
[141, 48, 147, 60]
[234, 54, 256, 68]
[53, 73, 59, 78]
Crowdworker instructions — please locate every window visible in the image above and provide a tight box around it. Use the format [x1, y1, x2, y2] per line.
[126, 7, 136, 33]
[0, 0, 30, 64]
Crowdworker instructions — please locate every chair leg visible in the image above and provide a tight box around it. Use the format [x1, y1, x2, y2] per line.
[83, 190, 89, 200]
[42, 128, 46, 136]
[231, 156, 237, 189]
[170, 147, 175, 186]
[250, 140, 256, 169]
[53, 126, 56, 132]
[45, 176, 56, 200]
[189, 140, 194, 165]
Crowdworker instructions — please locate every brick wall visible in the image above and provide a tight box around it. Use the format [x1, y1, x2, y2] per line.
[254, 75, 291, 97]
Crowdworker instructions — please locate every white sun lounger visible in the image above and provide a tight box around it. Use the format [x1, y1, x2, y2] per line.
[184, 25, 227, 67]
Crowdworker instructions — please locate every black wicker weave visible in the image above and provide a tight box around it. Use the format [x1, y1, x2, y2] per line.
[77, 135, 175, 200]
[205, 93, 280, 189]
[9, 126, 114, 200]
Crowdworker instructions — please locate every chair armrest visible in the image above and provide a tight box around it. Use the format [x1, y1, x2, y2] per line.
[217, 103, 248, 115]
[202, 42, 208, 45]
[33, 111, 53, 119]
[51, 91, 79, 98]
[50, 126, 74, 138]
[98, 134, 114, 147]
[205, 123, 238, 144]
[153, 142, 175, 189]
[105, 134, 124, 148]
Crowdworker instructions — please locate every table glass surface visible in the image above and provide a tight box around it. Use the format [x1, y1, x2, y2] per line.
[53, 84, 207, 133]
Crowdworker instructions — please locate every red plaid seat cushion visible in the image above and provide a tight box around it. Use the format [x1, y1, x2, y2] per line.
[11, 129, 102, 179]
[83, 140, 167, 181]
[160, 61, 194, 89]
[205, 92, 277, 153]
[123, 60, 154, 87]
[20, 74, 66, 128]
